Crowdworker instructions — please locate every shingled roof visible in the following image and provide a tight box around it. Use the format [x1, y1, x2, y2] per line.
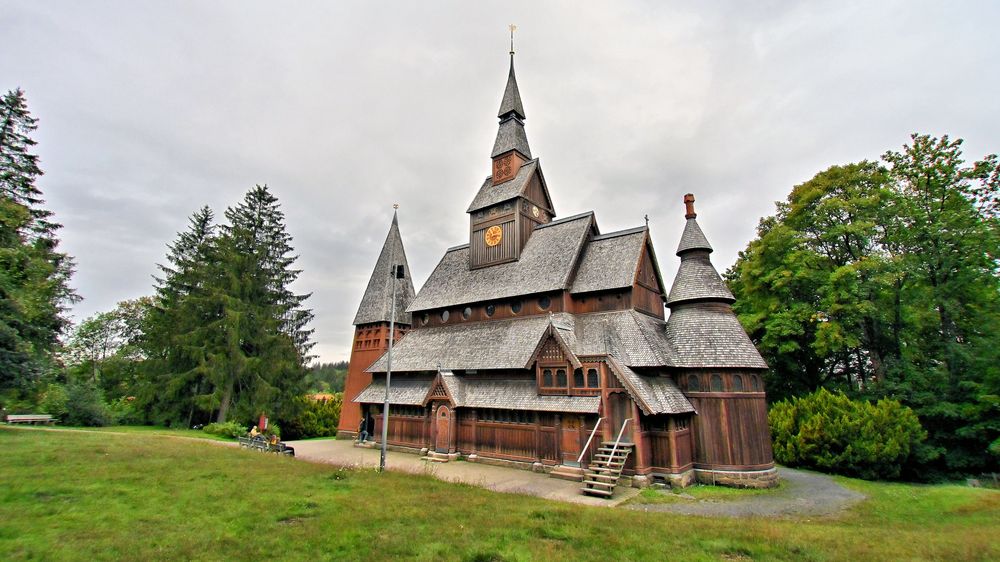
[664, 304, 768, 369]
[352, 213, 416, 325]
[466, 159, 552, 214]
[498, 55, 526, 119]
[605, 357, 694, 415]
[676, 217, 713, 255]
[440, 372, 599, 413]
[666, 253, 735, 305]
[570, 227, 648, 294]
[352, 377, 431, 406]
[406, 212, 595, 312]
[492, 117, 532, 159]
[368, 309, 680, 373]
[366, 314, 556, 372]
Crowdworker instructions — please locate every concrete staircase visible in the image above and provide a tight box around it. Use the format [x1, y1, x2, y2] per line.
[581, 441, 633, 498]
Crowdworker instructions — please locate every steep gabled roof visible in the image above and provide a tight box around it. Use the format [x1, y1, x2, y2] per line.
[557, 309, 677, 367]
[605, 356, 695, 415]
[406, 212, 595, 312]
[466, 158, 553, 214]
[492, 117, 532, 159]
[570, 227, 647, 294]
[352, 213, 416, 325]
[351, 377, 431, 406]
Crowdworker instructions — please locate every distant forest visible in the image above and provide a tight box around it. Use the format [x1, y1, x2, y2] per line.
[305, 361, 349, 393]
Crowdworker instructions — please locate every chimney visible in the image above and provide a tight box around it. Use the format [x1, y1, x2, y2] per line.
[684, 193, 697, 219]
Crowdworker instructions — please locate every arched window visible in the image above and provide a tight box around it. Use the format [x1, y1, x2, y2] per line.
[573, 369, 584, 387]
[587, 368, 600, 388]
[543, 369, 553, 387]
[687, 374, 700, 391]
[732, 374, 744, 392]
[710, 374, 723, 392]
[556, 369, 567, 387]
[751, 375, 760, 391]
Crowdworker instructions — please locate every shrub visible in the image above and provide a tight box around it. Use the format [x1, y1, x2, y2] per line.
[202, 421, 248, 439]
[280, 393, 342, 440]
[769, 387, 927, 480]
[64, 380, 113, 427]
[38, 383, 69, 419]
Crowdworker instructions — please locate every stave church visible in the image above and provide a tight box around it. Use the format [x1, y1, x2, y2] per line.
[337, 50, 776, 491]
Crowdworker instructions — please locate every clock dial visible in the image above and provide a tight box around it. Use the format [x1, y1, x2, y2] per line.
[484, 225, 503, 247]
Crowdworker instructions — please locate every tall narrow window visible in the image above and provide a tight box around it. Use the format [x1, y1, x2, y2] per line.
[732, 374, 744, 392]
[556, 369, 567, 387]
[573, 369, 584, 388]
[543, 369, 553, 387]
[587, 368, 599, 388]
[687, 374, 700, 391]
[710, 374, 723, 392]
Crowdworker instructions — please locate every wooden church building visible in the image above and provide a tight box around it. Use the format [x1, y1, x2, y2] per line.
[337, 53, 776, 490]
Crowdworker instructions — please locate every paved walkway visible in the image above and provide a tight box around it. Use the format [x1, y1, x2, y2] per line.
[286, 438, 640, 507]
[625, 467, 865, 518]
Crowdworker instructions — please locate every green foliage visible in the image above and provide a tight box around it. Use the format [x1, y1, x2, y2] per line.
[201, 421, 247, 438]
[280, 394, 343, 440]
[729, 133, 1000, 477]
[37, 383, 67, 418]
[305, 361, 348, 393]
[770, 388, 928, 480]
[0, 88, 77, 396]
[63, 380, 112, 427]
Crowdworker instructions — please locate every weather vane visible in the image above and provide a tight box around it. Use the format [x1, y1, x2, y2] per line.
[509, 24, 517, 55]
[393, 203, 399, 210]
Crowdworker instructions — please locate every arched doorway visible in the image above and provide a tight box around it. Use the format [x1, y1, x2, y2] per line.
[435, 405, 451, 453]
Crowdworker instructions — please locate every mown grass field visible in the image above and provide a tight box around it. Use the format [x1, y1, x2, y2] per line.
[1, 427, 997, 561]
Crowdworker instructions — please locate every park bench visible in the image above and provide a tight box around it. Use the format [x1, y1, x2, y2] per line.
[238, 435, 294, 456]
[5, 414, 55, 425]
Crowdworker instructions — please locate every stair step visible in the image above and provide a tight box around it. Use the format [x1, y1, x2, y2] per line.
[588, 466, 623, 474]
[601, 442, 635, 447]
[584, 472, 619, 481]
[582, 488, 614, 497]
[583, 480, 616, 489]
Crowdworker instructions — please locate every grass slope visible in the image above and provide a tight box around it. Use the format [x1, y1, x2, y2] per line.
[1, 427, 997, 561]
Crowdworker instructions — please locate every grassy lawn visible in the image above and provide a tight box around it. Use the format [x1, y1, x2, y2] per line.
[1, 427, 997, 561]
[50, 425, 235, 441]
[628, 482, 784, 504]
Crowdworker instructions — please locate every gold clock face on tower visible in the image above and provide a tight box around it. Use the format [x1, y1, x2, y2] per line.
[531, 205, 540, 218]
[484, 225, 503, 247]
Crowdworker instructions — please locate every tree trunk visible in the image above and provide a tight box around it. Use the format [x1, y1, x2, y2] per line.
[216, 377, 234, 423]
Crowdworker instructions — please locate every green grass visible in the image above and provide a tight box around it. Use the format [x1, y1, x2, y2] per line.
[50, 425, 235, 441]
[629, 482, 784, 505]
[1, 427, 997, 561]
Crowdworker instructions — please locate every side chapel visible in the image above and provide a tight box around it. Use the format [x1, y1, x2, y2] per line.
[337, 52, 777, 490]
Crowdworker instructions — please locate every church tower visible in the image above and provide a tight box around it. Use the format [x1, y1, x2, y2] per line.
[466, 50, 555, 269]
[337, 212, 415, 437]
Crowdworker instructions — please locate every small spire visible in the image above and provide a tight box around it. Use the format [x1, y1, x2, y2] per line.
[509, 23, 516, 55]
[684, 193, 697, 219]
[644, 214, 650, 229]
[392, 203, 399, 226]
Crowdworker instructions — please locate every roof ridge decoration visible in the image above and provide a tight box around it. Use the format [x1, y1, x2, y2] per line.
[422, 370, 458, 406]
[352, 213, 416, 325]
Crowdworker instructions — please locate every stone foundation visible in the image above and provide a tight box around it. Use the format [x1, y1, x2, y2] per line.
[694, 467, 779, 488]
[650, 469, 696, 488]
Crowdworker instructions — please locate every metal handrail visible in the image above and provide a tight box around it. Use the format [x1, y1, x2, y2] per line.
[608, 418, 632, 465]
[577, 417, 604, 464]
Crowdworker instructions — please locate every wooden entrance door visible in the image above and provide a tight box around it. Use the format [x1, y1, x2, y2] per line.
[608, 392, 634, 443]
[435, 405, 451, 453]
[560, 415, 583, 466]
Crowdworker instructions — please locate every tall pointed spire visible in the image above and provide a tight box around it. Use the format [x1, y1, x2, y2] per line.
[492, 40, 531, 160]
[352, 211, 416, 325]
[667, 193, 734, 306]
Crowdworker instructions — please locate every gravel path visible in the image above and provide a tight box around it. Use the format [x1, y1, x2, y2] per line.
[626, 467, 865, 518]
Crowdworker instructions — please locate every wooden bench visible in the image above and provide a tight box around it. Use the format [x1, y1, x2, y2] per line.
[5, 414, 55, 425]
[238, 435, 294, 456]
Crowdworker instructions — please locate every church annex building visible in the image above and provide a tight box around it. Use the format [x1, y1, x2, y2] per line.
[337, 52, 776, 491]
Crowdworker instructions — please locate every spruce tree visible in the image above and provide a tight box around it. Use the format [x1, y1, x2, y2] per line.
[0, 88, 77, 394]
[210, 185, 313, 423]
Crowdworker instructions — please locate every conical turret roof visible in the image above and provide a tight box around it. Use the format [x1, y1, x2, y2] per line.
[352, 212, 416, 325]
[492, 54, 531, 159]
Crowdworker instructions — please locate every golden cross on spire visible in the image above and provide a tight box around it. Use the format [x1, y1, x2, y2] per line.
[509, 24, 517, 55]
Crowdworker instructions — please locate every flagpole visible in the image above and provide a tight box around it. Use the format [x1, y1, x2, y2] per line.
[379, 204, 399, 473]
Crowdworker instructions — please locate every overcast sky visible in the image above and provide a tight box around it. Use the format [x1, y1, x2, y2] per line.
[2, 1, 998, 363]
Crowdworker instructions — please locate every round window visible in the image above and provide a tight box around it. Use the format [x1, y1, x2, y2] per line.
[538, 296, 551, 310]
[510, 301, 522, 314]
[462, 307, 472, 320]
[421, 313, 429, 326]
[440, 310, 450, 323]
[485, 304, 496, 317]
